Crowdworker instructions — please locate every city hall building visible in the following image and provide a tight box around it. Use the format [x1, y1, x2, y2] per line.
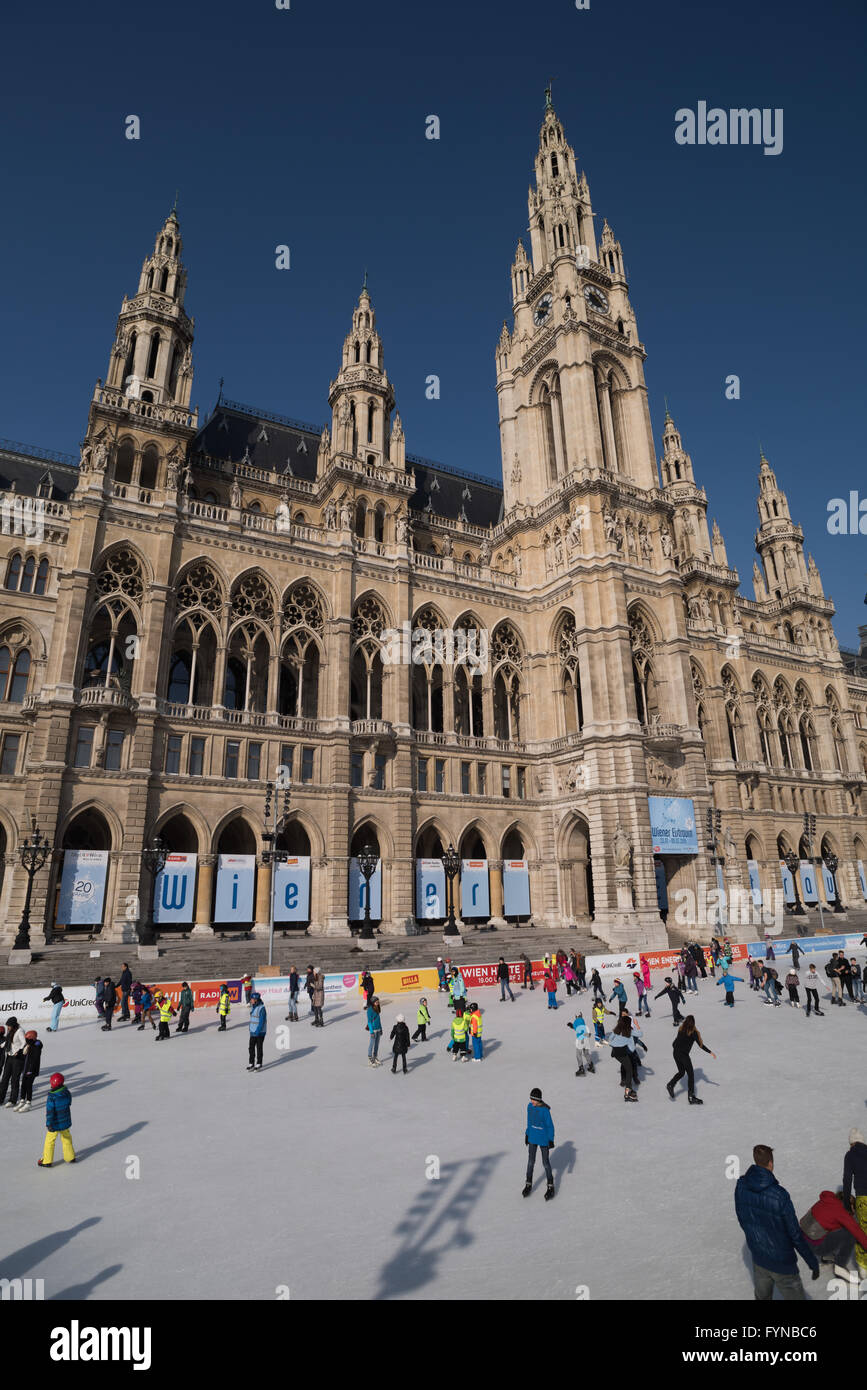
[1, 96, 866, 951]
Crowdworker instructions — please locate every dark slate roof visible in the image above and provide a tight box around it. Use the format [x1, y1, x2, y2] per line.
[0, 440, 79, 501]
[191, 400, 320, 482]
[193, 396, 505, 527]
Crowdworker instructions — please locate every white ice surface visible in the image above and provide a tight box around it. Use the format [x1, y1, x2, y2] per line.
[0, 950, 864, 1302]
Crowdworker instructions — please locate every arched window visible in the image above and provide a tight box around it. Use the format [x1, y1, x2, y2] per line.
[540, 383, 557, 484]
[365, 340, 372, 364]
[411, 607, 445, 733]
[280, 583, 324, 719]
[752, 675, 775, 764]
[551, 152, 559, 178]
[34, 558, 49, 595]
[124, 331, 137, 380]
[374, 504, 385, 543]
[139, 444, 159, 490]
[630, 612, 658, 724]
[558, 613, 584, 734]
[354, 341, 361, 363]
[4, 647, 31, 702]
[5, 555, 21, 590]
[491, 623, 524, 741]
[20, 556, 36, 594]
[350, 596, 386, 720]
[146, 332, 161, 379]
[115, 440, 135, 485]
[355, 499, 367, 538]
[367, 402, 375, 444]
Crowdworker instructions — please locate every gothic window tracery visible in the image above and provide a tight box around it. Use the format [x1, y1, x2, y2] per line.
[558, 613, 584, 734]
[492, 622, 523, 741]
[350, 596, 386, 720]
[629, 611, 658, 724]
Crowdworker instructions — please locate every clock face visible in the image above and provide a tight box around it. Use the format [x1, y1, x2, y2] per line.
[533, 293, 553, 327]
[584, 285, 609, 313]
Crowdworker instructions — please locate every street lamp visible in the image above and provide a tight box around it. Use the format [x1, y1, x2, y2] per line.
[705, 808, 726, 929]
[356, 844, 379, 940]
[442, 842, 460, 937]
[263, 777, 292, 967]
[823, 851, 844, 914]
[783, 849, 805, 916]
[140, 836, 168, 944]
[12, 818, 52, 953]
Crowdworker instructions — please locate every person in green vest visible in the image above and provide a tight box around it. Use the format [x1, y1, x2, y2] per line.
[155, 991, 176, 1041]
[217, 984, 231, 1031]
[411, 997, 431, 1042]
[468, 1002, 484, 1060]
[176, 982, 194, 1033]
[449, 1007, 469, 1062]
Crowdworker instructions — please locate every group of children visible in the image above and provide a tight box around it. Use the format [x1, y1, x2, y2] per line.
[0, 1015, 44, 1112]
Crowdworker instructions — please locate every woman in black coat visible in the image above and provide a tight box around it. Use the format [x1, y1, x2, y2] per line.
[390, 1014, 411, 1074]
[666, 1016, 716, 1105]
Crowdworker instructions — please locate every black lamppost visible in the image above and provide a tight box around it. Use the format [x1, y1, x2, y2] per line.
[783, 849, 805, 916]
[140, 836, 168, 944]
[12, 819, 51, 953]
[442, 843, 460, 937]
[356, 844, 378, 940]
[705, 808, 726, 929]
[263, 777, 292, 966]
[802, 813, 825, 931]
[823, 851, 844, 913]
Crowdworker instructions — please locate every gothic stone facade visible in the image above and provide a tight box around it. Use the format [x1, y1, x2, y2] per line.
[1, 100, 866, 950]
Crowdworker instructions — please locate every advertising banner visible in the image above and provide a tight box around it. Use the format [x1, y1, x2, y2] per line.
[0, 985, 98, 1023]
[273, 857, 311, 922]
[779, 860, 796, 904]
[747, 859, 762, 907]
[214, 854, 255, 923]
[355, 967, 440, 998]
[858, 860, 867, 900]
[136, 979, 242, 1012]
[249, 975, 357, 1006]
[503, 860, 530, 916]
[585, 950, 642, 976]
[57, 850, 109, 926]
[460, 860, 490, 918]
[648, 797, 699, 855]
[349, 858, 381, 920]
[415, 858, 446, 920]
[153, 853, 197, 924]
[799, 860, 819, 903]
[821, 863, 836, 903]
[638, 945, 748, 975]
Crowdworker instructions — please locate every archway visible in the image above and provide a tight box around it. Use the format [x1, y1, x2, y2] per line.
[215, 818, 257, 856]
[563, 817, 594, 921]
[51, 808, 113, 937]
[160, 812, 199, 853]
[350, 823, 382, 929]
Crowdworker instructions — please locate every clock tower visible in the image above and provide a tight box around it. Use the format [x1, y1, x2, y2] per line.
[497, 91, 659, 511]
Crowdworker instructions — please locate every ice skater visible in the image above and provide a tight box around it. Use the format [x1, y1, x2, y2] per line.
[735, 1144, 820, 1299]
[606, 1015, 641, 1102]
[411, 997, 431, 1041]
[497, 958, 515, 1002]
[590, 968, 603, 1001]
[522, 1087, 555, 1200]
[609, 977, 628, 1015]
[247, 991, 267, 1071]
[521, 953, 534, 989]
[367, 995, 383, 1065]
[100, 977, 116, 1031]
[285, 966, 300, 1021]
[655, 977, 685, 1025]
[449, 1005, 469, 1061]
[390, 1014, 410, 1073]
[311, 969, 325, 1027]
[543, 970, 559, 1010]
[155, 991, 175, 1040]
[567, 1010, 595, 1075]
[217, 984, 231, 1031]
[436, 957, 448, 993]
[716, 970, 744, 1007]
[468, 1002, 483, 1060]
[360, 970, 375, 1010]
[241, 973, 253, 1005]
[843, 1128, 867, 1280]
[119, 962, 133, 1021]
[37, 1072, 76, 1168]
[450, 967, 467, 1013]
[804, 963, 823, 1016]
[633, 971, 651, 1016]
[0, 1017, 25, 1108]
[748, 957, 763, 991]
[139, 984, 157, 1031]
[784, 969, 800, 1008]
[176, 982, 194, 1032]
[799, 1186, 867, 1284]
[43, 983, 64, 1032]
[666, 1016, 715, 1105]
[15, 1030, 42, 1112]
[592, 999, 614, 1042]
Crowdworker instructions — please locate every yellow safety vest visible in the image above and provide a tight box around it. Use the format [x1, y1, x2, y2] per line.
[219, 993, 231, 1016]
[417, 1004, 431, 1025]
[451, 1016, 468, 1042]
[470, 1011, 483, 1037]
[159, 998, 174, 1023]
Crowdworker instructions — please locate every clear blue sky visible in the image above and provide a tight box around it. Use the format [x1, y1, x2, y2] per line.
[2, 0, 865, 643]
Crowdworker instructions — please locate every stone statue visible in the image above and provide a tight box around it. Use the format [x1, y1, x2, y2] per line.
[513, 547, 522, 576]
[94, 439, 109, 471]
[567, 502, 584, 548]
[441, 532, 453, 557]
[230, 478, 242, 508]
[639, 521, 652, 558]
[392, 411, 403, 439]
[511, 452, 522, 487]
[396, 512, 409, 543]
[479, 537, 491, 565]
[603, 507, 617, 541]
[275, 499, 291, 533]
[78, 443, 92, 474]
[723, 826, 738, 862]
[613, 521, 624, 551]
[660, 526, 672, 557]
[338, 396, 351, 425]
[339, 498, 353, 529]
[180, 464, 192, 494]
[324, 499, 337, 530]
[613, 822, 632, 870]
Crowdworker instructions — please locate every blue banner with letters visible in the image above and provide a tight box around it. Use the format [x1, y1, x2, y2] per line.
[57, 850, 109, 925]
[747, 859, 762, 907]
[503, 859, 531, 916]
[821, 863, 836, 902]
[859, 860, 867, 900]
[648, 797, 698, 854]
[273, 856, 310, 922]
[349, 857, 381, 920]
[779, 860, 796, 904]
[460, 859, 490, 918]
[153, 853, 197, 924]
[799, 859, 818, 903]
[214, 854, 255, 922]
[416, 858, 446, 920]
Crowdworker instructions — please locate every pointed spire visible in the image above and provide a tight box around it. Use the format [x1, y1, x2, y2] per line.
[544, 79, 554, 111]
[664, 396, 672, 422]
[361, 267, 369, 296]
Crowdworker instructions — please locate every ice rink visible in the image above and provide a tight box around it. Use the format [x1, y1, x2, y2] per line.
[1, 948, 864, 1302]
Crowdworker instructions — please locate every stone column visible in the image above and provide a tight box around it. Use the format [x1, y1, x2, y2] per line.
[489, 858, 506, 928]
[192, 854, 216, 936]
[253, 854, 272, 938]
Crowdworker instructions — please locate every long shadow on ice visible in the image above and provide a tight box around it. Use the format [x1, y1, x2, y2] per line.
[0, 1217, 101, 1278]
[52, 1263, 124, 1300]
[266, 1047, 317, 1068]
[375, 1151, 507, 1299]
[550, 1139, 578, 1179]
[75, 1121, 147, 1161]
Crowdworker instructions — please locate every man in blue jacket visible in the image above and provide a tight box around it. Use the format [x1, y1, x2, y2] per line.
[523, 1087, 555, 1201]
[734, 1144, 820, 1299]
[247, 992, 267, 1072]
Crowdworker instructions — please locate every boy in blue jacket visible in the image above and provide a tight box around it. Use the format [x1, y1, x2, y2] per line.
[716, 972, 744, 1007]
[37, 1072, 75, 1167]
[567, 1012, 595, 1075]
[247, 992, 267, 1071]
[523, 1087, 555, 1200]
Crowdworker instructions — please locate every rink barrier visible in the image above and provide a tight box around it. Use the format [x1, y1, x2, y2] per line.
[3, 933, 865, 1025]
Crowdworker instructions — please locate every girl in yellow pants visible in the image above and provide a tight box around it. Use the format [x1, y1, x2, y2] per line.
[37, 1072, 76, 1167]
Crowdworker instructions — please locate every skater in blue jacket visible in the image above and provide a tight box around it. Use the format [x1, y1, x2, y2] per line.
[567, 1011, 595, 1075]
[246, 992, 267, 1071]
[522, 1087, 556, 1201]
[716, 972, 744, 1007]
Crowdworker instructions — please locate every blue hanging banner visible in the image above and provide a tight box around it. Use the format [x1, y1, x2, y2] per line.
[214, 854, 256, 922]
[821, 863, 836, 903]
[460, 860, 490, 918]
[648, 796, 699, 854]
[858, 860, 867, 900]
[747, 859, 762, 907]
[503, 859, 531, 916]
[57, 850, 109, 926]
[799, 860, 818, 904]
[153, 853, 197, 924]
[416, 858, 446, 920]
[274, 856, 311, 922]
[779, 860, 796, 904]
[349, 857, 381, 920]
